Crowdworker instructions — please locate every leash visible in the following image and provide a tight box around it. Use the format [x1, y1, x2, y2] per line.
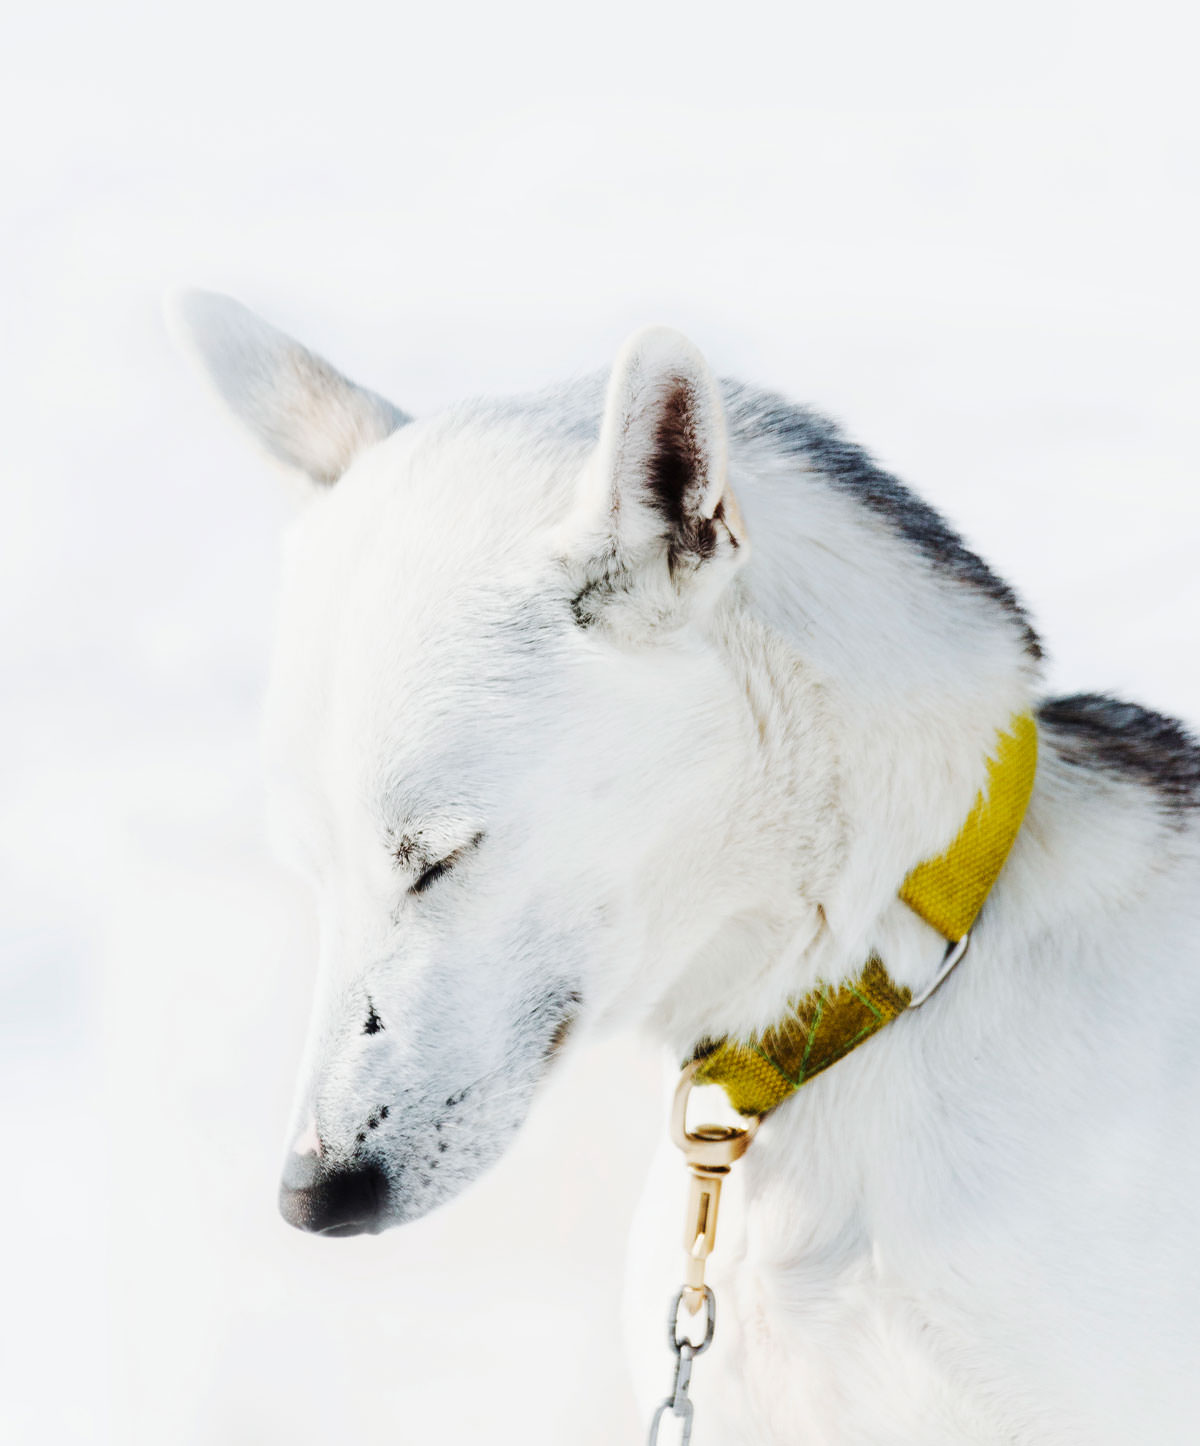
[647, 714, 1038, 1444]
[647, 1062, 758, 1445]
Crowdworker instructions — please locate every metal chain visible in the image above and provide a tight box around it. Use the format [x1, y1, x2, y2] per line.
[647, 1287, 716, 1446]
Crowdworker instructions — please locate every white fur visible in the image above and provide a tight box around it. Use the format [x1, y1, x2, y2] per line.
[180, 294, 1200, 1442]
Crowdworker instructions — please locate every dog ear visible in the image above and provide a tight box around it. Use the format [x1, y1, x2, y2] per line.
[567, 326, 747, 627]
[172, 291, 408, 487]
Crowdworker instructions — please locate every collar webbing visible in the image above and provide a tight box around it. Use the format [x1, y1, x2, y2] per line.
[689, 713, 1038, 1117]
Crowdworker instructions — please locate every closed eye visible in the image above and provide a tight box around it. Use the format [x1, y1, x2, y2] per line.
[410, 857, 453, 894]
[407, 832, 485, 896]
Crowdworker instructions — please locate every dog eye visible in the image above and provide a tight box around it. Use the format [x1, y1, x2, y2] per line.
[410, 856, 454, 895]
[405, 832, 485, 896]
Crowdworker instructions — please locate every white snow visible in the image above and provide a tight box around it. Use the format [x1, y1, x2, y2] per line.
[2, 1, 1197, 1440]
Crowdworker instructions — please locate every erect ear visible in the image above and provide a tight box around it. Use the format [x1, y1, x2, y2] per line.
[172, 291, 408, 487]
[566, 327, 746, 627]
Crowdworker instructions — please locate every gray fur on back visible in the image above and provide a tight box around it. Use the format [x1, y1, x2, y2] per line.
[1038, 693, 1200, 817]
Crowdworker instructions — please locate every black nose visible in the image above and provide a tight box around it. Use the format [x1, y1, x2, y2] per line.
[279, 1154, 386, 1237]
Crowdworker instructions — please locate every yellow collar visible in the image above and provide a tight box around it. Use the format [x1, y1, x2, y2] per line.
[689, 714, 1038, 1117]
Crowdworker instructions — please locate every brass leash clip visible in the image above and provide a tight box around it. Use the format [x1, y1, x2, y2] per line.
[669, 1060, 760, 1315]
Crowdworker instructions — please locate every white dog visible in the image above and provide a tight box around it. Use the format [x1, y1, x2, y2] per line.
[180, 293, 1200, 1444]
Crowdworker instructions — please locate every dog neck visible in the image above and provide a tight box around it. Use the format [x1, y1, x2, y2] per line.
[642, 437, 1042, 1061]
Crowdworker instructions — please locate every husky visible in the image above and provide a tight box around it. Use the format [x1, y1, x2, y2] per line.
[179, 292, 1200, 1444]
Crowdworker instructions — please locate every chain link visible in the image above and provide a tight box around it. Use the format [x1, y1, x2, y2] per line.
[647, 1287, 715, 1446]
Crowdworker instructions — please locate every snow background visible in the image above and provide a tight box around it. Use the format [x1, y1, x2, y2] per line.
[2, 1, 1197, 1441]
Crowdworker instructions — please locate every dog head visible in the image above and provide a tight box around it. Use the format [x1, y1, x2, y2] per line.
[177, 295, 757, 1234]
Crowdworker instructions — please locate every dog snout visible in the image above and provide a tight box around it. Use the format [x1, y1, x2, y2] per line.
[278, 1153, 387, 1237]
